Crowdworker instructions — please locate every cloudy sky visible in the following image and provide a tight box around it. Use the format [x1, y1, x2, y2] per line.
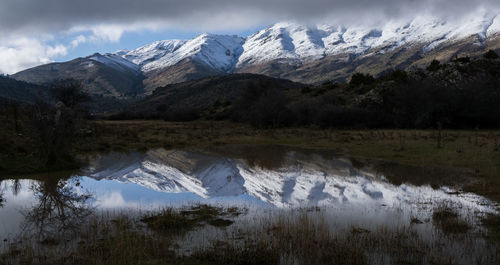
[0, 0, 499, 74]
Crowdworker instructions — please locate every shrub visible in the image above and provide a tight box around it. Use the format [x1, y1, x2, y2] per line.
[349, 73, 375, 86]
[427, 59, 441, 72]
[484, 50, 499, 60]
[380, 69, 408, 83]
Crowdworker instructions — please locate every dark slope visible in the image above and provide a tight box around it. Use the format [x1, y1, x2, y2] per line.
[12, 54, 145, 99]
[0, 75, 49, 103]
[124, 73, 304, 118]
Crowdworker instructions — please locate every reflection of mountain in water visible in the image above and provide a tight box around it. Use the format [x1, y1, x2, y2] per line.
[85, 148, 496, 212]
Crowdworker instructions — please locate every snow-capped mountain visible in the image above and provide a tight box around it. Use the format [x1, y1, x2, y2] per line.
[121, 34, 244, 73]
[115, 11, 500, 74]
[84, 148, 498, 213]
[117, 39, 186, 67]
[12, 11, 500, 95]
[88, 53, 140, 72]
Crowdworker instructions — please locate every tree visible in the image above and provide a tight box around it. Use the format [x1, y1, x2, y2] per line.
[22, 177, 94, 241]
[380, 70, 408, 83]
[31, 81, 91, 168]
[50, 80, 90, 108]
[427, 60, 441, 72]
[484, 50, 499, 60]
[349, 73, 375, 86]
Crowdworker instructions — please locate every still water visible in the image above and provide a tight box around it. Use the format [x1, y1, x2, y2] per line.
[0, 145, 498, 241]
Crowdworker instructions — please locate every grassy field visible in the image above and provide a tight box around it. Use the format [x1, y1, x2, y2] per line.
[80, 120, 500, 201]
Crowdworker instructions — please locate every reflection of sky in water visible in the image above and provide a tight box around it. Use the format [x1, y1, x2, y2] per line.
[0, 176, 269, 240]
[0, 147, 498, 241]
[0, 180, 37, 240]
[77, 177, 268, 209]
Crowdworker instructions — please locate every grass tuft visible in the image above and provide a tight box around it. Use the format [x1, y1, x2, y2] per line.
[432, 206, 471, 234]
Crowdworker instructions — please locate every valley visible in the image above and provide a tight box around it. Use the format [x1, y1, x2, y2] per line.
[1, 6, 500, 264]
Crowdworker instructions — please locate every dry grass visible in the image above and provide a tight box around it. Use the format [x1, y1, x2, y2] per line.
[432, 206, 471, 235]
[1, 205, 499, 265]
[482, 214, 500, 241]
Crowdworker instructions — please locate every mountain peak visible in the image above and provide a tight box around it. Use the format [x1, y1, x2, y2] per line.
[114, 12, 500, 75]
[88, 53, 140, 72]
[122, 33, 244, 73]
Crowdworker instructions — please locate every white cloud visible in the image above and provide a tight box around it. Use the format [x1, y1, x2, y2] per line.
[1, 0, 500, 36]
[0, 38, 68, 74]
[46, 44, 68, 57]
[68, 23, 158, 48]
[0, 22, 153, 74]
[90, 24, 125, 43]
[71, 35, 87, 48]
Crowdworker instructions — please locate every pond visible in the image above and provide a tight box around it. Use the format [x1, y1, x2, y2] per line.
[1, 145, 498, 249]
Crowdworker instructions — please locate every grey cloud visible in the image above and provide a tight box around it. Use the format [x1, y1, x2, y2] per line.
[1, 0, 499, 35]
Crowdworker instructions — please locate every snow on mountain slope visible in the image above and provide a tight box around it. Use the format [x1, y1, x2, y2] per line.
[99, 10, 500, 80]
[488, 14, 500, 37]
[237, 10, 500, 66]
[121, 40, 186, 67]
[84, 149, 498, 213]
[122, 34, 244, 73]
[88, 53, 140, 72]
[450, 12, 498, 42]
[237, 22, 324, 66]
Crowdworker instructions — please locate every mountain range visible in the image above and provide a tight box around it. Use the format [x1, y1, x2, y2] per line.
[85, 148, 498, 211]
[9, 12, 500, 100]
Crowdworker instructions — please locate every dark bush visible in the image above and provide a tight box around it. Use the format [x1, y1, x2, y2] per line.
[301, 87, 312, 94]
[484, 50, 499, 60]
[30, 81, 90, 168]
[50, 80, 90, 108]
[427, 60, 442, 72]
[156, 104, 167, 112]
[350, 73, 375, 86]
[231, 84, 291, 128]
[453, 56, 470, 64]
[163, 108, 200, 122]
[380, 70, 408, 83]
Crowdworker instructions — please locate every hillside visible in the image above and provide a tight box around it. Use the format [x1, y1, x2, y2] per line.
[122, 74, 304, 120]
[0, 75, 49, 103]
[13, 53, 145, 99]
[116, 52, 500, 129]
